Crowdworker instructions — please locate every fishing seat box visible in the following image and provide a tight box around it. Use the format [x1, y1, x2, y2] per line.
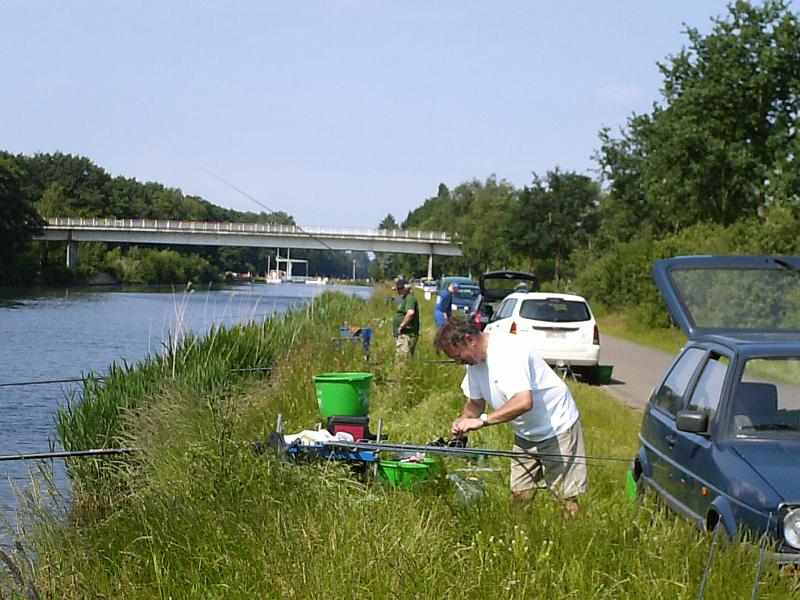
[326, 416, 376, 441]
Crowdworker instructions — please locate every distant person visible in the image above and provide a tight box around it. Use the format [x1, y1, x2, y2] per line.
[393, 277, 419, 357]
[434, 282, 458, 328]
[434, 318, 588, 517]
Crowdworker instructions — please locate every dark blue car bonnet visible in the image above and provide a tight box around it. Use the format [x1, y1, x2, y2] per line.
[730, 440, 800, 500]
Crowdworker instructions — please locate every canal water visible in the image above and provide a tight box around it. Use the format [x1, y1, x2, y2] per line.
[0, 282, 371, 523]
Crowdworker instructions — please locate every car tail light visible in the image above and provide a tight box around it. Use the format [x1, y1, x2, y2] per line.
[593, 324, 600, 345]
[510, 321, 517, 335]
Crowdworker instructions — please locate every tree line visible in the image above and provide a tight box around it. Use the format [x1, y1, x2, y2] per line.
[0, 152, 369, 285]
[374, 1, 800, 325]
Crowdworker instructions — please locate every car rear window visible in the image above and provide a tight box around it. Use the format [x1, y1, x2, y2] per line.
[455, 286, 480, 301]
[519, 299, 590, 322]
[494, 298, 517, 320]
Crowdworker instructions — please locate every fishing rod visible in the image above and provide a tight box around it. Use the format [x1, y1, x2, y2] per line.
[0, 438, 628, 469]
[193, 163, 336, 252]
[0, 376, 105, 388]
[323, 440, 630, 466]
[0, 448, 139, 463]
[0, 366, 275, 388]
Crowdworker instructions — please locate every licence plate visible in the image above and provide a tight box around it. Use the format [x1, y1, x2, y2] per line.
[546, 330, 566, 339]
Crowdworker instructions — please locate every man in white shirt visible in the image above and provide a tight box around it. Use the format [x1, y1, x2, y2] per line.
[434, 318, 588, 517]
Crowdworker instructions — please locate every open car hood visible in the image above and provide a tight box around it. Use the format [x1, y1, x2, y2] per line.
[652, 255, 800, 339]
[479, 271, 539, 302]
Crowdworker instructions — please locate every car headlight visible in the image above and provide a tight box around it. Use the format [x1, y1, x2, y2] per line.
[783, 508, 800, 549]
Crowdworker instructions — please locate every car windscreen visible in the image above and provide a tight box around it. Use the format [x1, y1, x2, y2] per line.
[519, 298, 590, 322]
[732, 356, 800, 439]
[454, 286, 480, 301]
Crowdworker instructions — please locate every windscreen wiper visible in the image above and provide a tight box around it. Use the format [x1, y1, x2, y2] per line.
[741, 423, 800, 431]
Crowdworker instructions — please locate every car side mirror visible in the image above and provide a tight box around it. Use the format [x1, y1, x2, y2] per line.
[676, 409, 709, 435]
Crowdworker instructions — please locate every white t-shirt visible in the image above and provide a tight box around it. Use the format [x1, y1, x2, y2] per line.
[461, 333, 579, 442]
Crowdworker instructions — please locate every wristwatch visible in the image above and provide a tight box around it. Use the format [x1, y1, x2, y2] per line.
[479, 413, 490, 425]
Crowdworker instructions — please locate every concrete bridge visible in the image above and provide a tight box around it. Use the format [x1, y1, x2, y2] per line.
[37, 217, 461, 277]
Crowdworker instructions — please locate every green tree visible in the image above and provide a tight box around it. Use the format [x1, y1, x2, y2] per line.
[378, 214, 399, 230]
[507, 170, 599, 283]
[597, 0, 800, 237]
[0, 157, 43, 285]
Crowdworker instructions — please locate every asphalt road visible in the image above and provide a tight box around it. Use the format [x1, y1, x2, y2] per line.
[598, 334, 680, 410]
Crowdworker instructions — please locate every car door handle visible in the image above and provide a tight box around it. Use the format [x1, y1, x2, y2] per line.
[665, 434, 676, 448]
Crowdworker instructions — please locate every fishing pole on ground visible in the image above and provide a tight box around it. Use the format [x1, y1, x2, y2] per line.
[322, 440, 631, 467]
[0, 376, 105, 388]
[0, 367, 276, 388]
[0, 448, 140, 462]
[0, 437, 630, 471]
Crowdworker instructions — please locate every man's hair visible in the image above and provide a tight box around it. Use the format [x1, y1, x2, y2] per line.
[434, 317, 481, 352]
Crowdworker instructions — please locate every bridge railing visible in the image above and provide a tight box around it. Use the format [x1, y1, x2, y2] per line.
[45, 217, 454, 241]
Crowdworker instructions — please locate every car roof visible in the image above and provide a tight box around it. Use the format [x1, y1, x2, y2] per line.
[653, 255, 800, 339]
[503, 291, 589, 302]
[691, 333, 800, 356]
[440, 276, 475, 287]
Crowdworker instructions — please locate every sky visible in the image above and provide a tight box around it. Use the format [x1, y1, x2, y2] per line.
[1, 1, 786, 228]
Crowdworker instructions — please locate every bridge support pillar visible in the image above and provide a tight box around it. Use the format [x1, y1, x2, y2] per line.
[66, 239, 80, 269]
[427, 252, 433, 280]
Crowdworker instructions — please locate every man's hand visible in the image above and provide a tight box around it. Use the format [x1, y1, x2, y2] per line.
[452, 417, 484, 434]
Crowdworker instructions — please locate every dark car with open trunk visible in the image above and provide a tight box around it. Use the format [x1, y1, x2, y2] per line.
[631, 255, 800, 563]
[469, 271, 539, 330]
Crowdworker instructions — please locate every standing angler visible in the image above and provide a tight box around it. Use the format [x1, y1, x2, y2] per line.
[393, 277, 419, 358]
[434, 318, 588, 517]
[434, 282, 458, 329]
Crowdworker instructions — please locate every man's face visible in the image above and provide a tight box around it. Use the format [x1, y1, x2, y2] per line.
[442, 334, 484, 365]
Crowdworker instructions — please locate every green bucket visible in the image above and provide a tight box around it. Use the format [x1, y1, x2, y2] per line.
[598, 365, 614, 385]
[625, 469, 638, 501]
[378, 460, 433, 486]
[314, 372, 373, 417]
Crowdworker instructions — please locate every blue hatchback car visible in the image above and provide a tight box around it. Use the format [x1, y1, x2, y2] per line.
[632, 255, 800, 562]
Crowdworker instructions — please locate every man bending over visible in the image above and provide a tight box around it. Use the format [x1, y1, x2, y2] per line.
[434, 318, 588, 516]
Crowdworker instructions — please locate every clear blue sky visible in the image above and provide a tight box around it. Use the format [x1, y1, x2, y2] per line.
[1, 1, 783, 227]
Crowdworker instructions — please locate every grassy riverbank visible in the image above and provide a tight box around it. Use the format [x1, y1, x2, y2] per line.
[6, 291, 797, 598]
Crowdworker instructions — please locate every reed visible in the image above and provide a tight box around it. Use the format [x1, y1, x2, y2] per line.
[8, 291, 798, 598]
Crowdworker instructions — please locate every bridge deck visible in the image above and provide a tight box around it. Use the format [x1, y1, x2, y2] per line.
[38, 217, 462, 257]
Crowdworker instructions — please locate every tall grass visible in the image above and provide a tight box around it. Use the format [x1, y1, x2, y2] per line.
[6, 292, 799, 598]
[55, 290, 363, 495]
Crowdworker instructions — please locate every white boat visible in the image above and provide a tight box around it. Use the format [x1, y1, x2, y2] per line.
[266, 269, 284, 284]
[305, 277, 329, 285]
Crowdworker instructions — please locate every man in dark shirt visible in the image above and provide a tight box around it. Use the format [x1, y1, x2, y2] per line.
[393, 277, 419, 357]
[434, 282, 458, 328]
